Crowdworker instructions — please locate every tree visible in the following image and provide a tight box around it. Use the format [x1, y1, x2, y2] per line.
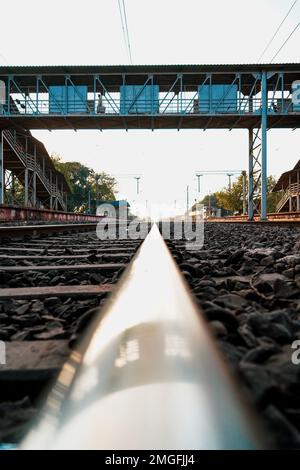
[266, 175, 283, 213]
[51, 154, 117, 212]
[215, 174, 245, 213]
[214, 174, 281, 214]
[199, 193, 219, 208]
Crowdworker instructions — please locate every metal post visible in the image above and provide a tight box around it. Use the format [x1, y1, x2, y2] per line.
[33, 146, 37, 207]
[297, 171, 300, 211]
[186, 185, 189, 213]
[50, 170, 53, 209]
[227, 173, 233, 192]
[96, 175, 99, 208]
[0, 135, 3, 204]
[55, 175, 58, 210]
[261, 71, 268, 220]
[248, 129, 254, 220]
[88, 189, 91, 213]
[134, 176, 140, 195]
[289, 174, 292, 212]
[196, 174, 202, 193]
[11, 172, 15, 201]
[242, 171, 247, 215]
[24, 168, 29, 206]
[36, 76, 39, 115]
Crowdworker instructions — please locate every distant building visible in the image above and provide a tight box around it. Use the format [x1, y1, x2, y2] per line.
[273, 161, 300, 212]
[199, 206, 220, 218]
[97, 200, 130, 218]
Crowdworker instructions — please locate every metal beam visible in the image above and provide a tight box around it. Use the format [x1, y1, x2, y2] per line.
[248, 129, 254, 220]
[242, 170, 247, 215]
[0, 135, 3, 204]
[32, 145, 37, 207]
[261, 71, 268, 220]
[24, 168, 28, 206]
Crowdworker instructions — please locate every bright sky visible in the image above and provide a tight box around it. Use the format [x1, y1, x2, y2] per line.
[1, 0, 300, 213]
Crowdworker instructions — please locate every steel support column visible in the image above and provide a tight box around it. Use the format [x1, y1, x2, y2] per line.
[50, 170, 53, 209]
[242, 171, 247, 215]
[248, 72, 268, 220]
[261, 71, 268, 220]
[297, 171, 300, 211]
[32, 146, 37, 207]
[0, 136, 3, 204]
[248, 129, 254, 220]
[24, 168, 29, 206]
[55, 175, 58, 210]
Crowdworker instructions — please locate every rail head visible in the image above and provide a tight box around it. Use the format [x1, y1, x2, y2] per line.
[21, 224, 263, 450]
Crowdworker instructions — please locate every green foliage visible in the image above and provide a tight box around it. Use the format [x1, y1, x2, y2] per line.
[4, 172, 25, 206]
[266, 175, 283, 213]
[51, 153, 117, 212]
[215, 174, 246, 213]
[214, 174, 281, 213]
[199, 193, 219, 208]
[195, 174, 281, 214]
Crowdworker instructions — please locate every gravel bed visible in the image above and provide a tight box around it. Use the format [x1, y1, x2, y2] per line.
[168, 223, 300, 449]
[0, 233, 140, 444]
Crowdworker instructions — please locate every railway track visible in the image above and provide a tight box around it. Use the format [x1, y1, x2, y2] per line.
[208, 211, 300, 224]
[0, 224, 142, 445]
[1, 221, 300, 449]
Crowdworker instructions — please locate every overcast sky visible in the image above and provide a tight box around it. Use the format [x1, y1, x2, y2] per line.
[1, 0, 300, 212]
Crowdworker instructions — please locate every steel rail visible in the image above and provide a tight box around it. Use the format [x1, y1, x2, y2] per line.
[0, 223, 98, 238]
[21, 224, 262, 450]
[206, 211, 300, 224]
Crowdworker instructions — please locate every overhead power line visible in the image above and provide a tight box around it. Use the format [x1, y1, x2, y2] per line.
[258, 0, 298, 62]
[117, 0, 128, 60]
[122, 0, 133, 64]
[270, 21, 300, 62]
[117, 0, 133, 64]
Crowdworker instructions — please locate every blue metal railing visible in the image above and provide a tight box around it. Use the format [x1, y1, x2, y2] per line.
[0, 96, 297, 117]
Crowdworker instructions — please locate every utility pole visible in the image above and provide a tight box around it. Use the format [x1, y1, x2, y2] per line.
[95, 175, 100, 209]
[227, 173, 234, 192]
[186, 185, 189, 214]
[242, 171, 247, 215]
[196, 174, 202, 193]
[88, 189, 91, 214]
[134, 176, 141, 195]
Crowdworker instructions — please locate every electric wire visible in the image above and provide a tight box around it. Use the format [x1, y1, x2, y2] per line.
[117, 0, 129, 61]
[258, 0, 298, 62]
[117, 0, 133, 64]
[270, 21, 300, 62]
[122, 0, 133, 64]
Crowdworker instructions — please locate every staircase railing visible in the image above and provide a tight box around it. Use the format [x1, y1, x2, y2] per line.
[2, 129, 66, 210]
[276, 189, 290, 212]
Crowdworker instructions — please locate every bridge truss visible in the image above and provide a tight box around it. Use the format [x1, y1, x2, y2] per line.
[0, 64, 300, 219]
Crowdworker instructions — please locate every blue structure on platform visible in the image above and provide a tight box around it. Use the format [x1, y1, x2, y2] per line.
[292, 81, 300, 112]
[49, 85, 87, 114]
[120, 85, 159, 114]
[0, 63, 300, 221]
[198, 84, 238, 113]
